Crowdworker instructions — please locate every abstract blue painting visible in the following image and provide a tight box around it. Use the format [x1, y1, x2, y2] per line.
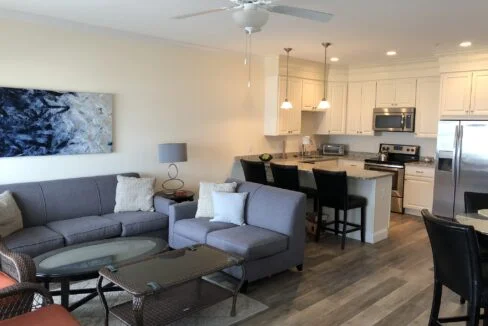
[0, 87, 112, 157]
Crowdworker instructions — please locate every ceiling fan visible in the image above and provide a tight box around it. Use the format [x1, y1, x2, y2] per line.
[172, 0, 334, 34]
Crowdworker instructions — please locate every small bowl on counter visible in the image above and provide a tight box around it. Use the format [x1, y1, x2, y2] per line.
[258, 153, 273, 162]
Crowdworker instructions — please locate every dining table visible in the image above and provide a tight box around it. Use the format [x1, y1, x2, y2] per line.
[455, 213, 488, 235]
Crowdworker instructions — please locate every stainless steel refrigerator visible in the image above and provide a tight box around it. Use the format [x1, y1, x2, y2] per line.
[433, 120, 488, 218]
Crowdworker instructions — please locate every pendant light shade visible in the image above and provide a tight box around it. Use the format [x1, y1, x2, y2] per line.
[318, 42, 331, 110]
[281, 48, 293, 110]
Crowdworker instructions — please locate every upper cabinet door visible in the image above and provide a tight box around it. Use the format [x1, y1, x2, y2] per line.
[471, 70, 488, 116]
[395, 78, 417, 107]
[440, 72, 473, 116]
[328, 82, 348, 134]
[416, 77, 440, 138]
[278, 77, 302, 135]
[346, 82, 362, 135]
[302, 79, 323, 111]
[360, 81, 377, 135]
[376, 80, 396, 107]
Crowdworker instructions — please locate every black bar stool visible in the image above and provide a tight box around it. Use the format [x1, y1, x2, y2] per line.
[240, 159, 268, 185]
[312, 169, 366, 250]
[270, 163, 318, 211]
[465, 191, 488, 262]
[422, 209, 488, 326]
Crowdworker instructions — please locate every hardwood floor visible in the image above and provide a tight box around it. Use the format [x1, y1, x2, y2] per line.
[240, 214, 469, 326]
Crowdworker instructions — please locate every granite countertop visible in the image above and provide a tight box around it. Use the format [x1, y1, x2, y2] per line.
[270, 160, 392, 180]
[236, 151, 376, 163]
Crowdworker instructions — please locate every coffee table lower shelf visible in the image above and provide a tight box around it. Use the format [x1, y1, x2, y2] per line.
[110, 279, 233, 326]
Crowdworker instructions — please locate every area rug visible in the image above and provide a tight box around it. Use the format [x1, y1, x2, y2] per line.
[53, 273, 268, 326]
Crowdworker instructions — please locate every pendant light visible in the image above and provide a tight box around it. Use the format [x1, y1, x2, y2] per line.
[317, 42, 331, 110]
[280, 48, 293, 110]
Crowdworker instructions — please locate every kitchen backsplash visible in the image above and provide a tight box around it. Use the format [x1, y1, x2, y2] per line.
[327, 134, 437, 157]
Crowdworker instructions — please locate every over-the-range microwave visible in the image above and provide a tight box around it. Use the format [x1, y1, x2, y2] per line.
[373, 107, 415, 132]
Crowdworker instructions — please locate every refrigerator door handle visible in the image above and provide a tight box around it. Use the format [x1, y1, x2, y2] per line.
[453, 125, 459, 185]
[457, 125, 464, 184]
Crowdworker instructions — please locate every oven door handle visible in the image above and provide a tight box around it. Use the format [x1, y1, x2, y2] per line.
[364, 163, 404, 170]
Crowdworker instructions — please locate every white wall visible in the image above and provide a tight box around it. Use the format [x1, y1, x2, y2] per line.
[0, 18, 306, 188]
[328, 134, 437, 157]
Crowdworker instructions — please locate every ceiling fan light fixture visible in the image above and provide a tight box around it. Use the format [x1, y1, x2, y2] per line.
[232, 5, 269, 33]
[459, 41, 472, 47]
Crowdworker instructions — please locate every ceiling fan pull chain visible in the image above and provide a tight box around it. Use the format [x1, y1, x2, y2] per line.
[248, 31, 252, 88]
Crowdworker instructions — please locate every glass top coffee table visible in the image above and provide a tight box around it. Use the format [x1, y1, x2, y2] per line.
[34, 237, 168, 311]
[97, 244, 245, 326]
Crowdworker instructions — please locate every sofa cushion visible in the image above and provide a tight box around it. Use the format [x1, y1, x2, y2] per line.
[47, 216, 121, 245]
[104, 212, 168, 237]
[4, 226, 65, 257]
[173, 218, 236, 244]
[206, 225, 288, 261]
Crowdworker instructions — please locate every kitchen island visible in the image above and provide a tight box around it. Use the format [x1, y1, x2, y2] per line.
[231, 155, 393, 244]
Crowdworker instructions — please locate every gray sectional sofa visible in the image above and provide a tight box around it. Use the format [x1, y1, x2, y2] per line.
[0, 173, 174, 257]
[169, 179, 307, 284]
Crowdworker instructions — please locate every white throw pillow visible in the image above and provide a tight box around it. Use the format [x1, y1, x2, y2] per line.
[195, 182, 237, 218]
[114, 175, 155, 213]
[211, 191, 248, 226]
[0, 191, 23, 237]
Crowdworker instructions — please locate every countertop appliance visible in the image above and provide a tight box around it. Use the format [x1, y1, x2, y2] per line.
[433, 120, 488, 219]
[321, 143, 345, 156]
[364, 143, 420, 213]
[373, 107, 416, 132]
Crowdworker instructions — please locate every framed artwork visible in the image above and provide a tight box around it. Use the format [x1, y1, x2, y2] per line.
[0, 86, 113, 157]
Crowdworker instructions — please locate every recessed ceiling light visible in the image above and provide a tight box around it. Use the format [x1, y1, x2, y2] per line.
[459, 41, 472, 47]
[386, 51, 397, 56]
[330, 57, 339, 62]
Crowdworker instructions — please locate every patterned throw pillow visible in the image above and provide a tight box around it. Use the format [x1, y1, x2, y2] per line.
[114, 175, 155, 213]
[0, 191, 23, 237]
[195, 182, 237, 218]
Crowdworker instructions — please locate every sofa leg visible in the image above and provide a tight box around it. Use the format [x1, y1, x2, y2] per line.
[239, 281, 249, 294]
[296, 264, 304, 272]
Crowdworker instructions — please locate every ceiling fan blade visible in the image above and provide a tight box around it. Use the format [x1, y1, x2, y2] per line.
[266, 5, 333, 23]
[172, 7, 234, 20]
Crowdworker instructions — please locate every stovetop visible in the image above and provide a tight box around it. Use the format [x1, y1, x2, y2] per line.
[364, 143, 420, 167]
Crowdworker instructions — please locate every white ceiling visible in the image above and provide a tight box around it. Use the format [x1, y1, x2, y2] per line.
[1, 0, 487, 65]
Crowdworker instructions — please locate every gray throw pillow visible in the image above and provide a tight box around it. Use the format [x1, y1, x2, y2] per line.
[0, 191, 23, 237]
[114, 175, 155, 213]
[210, 191, 248, 225]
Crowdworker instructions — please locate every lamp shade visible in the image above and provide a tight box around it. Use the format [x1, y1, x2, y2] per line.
[158, 143, 187, 163]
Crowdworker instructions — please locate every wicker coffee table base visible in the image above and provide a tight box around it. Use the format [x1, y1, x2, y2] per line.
[97, 266, 246, 326]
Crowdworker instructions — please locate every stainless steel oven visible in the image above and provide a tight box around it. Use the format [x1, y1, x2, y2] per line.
[364, 162, 405, 213]
[373, 107, 415, 132]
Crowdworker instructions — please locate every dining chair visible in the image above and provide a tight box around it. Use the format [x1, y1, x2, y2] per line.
[313, 169, 367, 249]
[0, 283, 80, 325]
[422, 209, 488, 326]
[240, 159, 268, 185]
[465, 191, 488, 262]
[270, 163, 318, 211]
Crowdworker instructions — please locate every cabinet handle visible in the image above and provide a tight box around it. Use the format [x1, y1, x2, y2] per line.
[416, 170, 424, 174]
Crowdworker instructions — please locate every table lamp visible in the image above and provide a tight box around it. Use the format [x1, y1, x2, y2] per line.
[158, 143, 187, 194]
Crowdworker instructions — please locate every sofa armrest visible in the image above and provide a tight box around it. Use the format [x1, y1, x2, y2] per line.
[154, 195, 175, 216]
[169, 201, 198, 225]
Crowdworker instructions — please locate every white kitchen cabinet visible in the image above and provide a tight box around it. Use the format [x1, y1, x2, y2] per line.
[404, 166, 435, 214]
[439, 72, 472, 116]
[471, 71, 488, 115]
[339, 159, 364, 169]
[278, 77, 302, 135]
[264, 75, 302, 136]
[302, 79, 324, 111]
[376, 78, 416, 107]
[346, 81, 376, 136]
[316, 82, 348, 135]
[345, 82, 362, 135]
[415, 77, 440, 138]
